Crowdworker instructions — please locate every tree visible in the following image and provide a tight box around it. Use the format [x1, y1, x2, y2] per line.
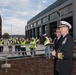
[3, 33, 10, 39]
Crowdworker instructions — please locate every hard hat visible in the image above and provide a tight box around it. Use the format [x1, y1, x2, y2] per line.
[31, 37, 34, 40]
[43, 34, 47, 36]
[16, 38, 18, 40]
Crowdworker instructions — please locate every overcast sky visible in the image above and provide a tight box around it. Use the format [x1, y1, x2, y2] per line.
[0, 0, 57, 35]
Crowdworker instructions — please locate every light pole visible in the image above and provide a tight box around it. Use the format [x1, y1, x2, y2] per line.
[17, 29, 19, 38]
[11, 25, 12, 38]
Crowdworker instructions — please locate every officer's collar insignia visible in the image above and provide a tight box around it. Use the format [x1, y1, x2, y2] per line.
[62, 37, 67, 44]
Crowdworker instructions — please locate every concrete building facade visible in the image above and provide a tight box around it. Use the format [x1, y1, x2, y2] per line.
[0, 15, 2, 38]
[25, 0, 76, 40]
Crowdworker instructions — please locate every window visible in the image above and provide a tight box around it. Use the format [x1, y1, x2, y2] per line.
[61, 6, 69, 15]
[54, 13, 57, 18]
[28, 25, 31, 29]
[68, 5, 73, 13]
[31, 24, 32, 28]
[60, 5, 73, 16]
[50, 13, 57, 20]
[45, 26, 47, 33]
[43, 17, 48, 23]
[39, 27, 41, 36]
[34, 22, 36, 27]
[32, 23, 34, 27]
[29, 25, 31, 28]
[38, 20, 41, 25]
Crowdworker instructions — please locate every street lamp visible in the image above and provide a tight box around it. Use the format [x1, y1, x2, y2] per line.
[11, 25, 12, 38]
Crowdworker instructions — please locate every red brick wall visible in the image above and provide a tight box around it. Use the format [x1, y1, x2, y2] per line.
[0, 57, 76, 75]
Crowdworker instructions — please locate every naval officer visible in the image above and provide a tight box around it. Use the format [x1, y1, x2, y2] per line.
[52, 21, 74, 75]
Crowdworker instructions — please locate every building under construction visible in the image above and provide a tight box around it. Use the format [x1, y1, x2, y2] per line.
[25, 0, 76, 40]
[0, 15, 2, 38]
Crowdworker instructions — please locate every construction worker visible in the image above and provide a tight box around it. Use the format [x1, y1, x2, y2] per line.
[29, 38, 36, 57]
[35, 37, 39, 43]
[17, 38, 22, 55]
[0, 38, 4, 52]
[20, 38, 27, 56]
[7, 39, 13, 52]
[12, 38, 16, 44]
[42, 34, 51, 58]
[26, 38, 29, 43]
[15, 38, 20, 54]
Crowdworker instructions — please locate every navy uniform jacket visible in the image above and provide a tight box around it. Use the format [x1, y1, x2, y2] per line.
[56, 34, 74, 75]
[54, 36, 62, 51]
[53, 36, 62, 75]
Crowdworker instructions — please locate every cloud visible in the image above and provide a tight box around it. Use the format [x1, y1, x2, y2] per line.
[42, 0, 47, 3]
[0, 0, 57, 35]
[2, 17, 27, 35]
[0, 0, 10, 5]
[3, 17, 27, 26]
